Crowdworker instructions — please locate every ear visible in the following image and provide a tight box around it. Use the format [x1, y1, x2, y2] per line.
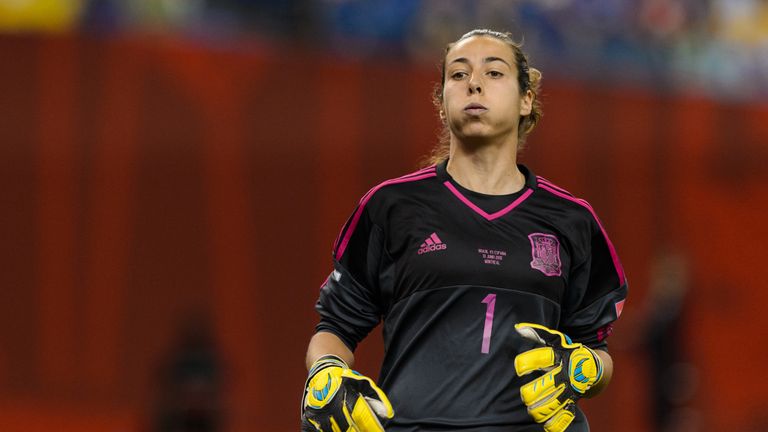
[519, 90, 533, 116]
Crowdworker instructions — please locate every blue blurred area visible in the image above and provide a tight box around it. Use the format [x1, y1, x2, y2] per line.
[2, 0, 767, 99]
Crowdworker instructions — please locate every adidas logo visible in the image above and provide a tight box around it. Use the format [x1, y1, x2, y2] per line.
[418, 232, 447, 255]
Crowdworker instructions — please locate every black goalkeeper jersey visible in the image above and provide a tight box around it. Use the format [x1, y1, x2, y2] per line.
[315, 161, 628, 431]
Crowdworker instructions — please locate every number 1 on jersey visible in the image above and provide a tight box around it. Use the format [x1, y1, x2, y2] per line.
[481, 294, 496, 354]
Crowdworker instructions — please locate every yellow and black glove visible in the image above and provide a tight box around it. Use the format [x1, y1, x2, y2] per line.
[514, 323, 605, 432]
[301, 354, 394, 432]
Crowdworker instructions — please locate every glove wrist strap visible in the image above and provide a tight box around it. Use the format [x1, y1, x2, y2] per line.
[308, 354, 348, 378]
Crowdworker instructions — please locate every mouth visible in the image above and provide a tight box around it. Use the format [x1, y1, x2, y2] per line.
[463, 103, 488, 115]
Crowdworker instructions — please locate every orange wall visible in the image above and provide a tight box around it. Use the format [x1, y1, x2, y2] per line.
[1, 33, 767, 431]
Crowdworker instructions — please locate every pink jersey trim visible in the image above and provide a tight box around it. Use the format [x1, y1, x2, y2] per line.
[615, 299, 626, 318]
[332, 166, 436, 253]
[443, 181, 533, 221]
[538, 184, 626, 284]
[357, 165, 437, 204]
[536, 176, 573, 196]
[334, 168, 437, 259]
[538, 177, 598, 213]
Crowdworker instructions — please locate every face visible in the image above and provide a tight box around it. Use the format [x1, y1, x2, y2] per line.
[442, 36, 533, 144]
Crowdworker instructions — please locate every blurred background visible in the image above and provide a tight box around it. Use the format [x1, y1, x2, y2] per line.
[0, 0, 767, 431]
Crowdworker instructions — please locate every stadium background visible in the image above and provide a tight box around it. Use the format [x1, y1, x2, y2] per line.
[0, 1, 767, 431]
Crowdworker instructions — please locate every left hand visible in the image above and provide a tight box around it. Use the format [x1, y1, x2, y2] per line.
[513, 323, 605, 432]
[301, 355, 394, 432]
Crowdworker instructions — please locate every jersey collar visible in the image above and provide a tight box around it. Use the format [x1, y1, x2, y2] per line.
[436, 159, 537, 221]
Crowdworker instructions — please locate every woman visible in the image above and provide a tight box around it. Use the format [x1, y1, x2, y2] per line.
[301, 29, 628, 432]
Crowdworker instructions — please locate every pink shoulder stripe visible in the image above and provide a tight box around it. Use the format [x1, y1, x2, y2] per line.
[358, 166, 436, 203]
[331, 165, 436, 251]
[537, 177, 599, 213]
[538, 184, 626, 284]
[334, 168, 437, 259]
[332, 166, 436, 254]
[536, 176, 571, 193]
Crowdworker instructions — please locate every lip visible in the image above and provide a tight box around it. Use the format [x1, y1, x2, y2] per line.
[463, 103, 488, 115]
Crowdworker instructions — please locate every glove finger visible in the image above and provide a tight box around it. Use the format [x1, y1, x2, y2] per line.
[543, 402, 576, 432]
[515, 323, 574, 349]
[520, 367, 561, 407]
[328, 416, 345, 432]
[526, 383, 568, 423]
[304, 412, 335, 432]
[301, 415, 322, 432]
[515, 346, 556, 376]
[347, 394, 387, 432]
[342, 370, 394, 418]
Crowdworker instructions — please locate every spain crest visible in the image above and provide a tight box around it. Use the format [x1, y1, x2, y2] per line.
[528, 233, 562, 276]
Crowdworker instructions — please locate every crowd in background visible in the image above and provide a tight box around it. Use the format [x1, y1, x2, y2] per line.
[1, 0, 767, 98]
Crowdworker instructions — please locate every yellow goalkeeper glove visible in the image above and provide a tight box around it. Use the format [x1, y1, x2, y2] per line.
[301, 355, 394, 432]
[514, 323, 605, 432]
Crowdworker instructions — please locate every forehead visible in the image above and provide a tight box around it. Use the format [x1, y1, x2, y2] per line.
[446, 36, 515, 65]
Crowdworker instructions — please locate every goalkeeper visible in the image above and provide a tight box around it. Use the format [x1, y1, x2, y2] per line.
[302, 28, 627, 431]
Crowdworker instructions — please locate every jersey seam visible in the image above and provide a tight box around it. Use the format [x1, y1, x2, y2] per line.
[526, 191, 586, 270]
[536, 185, 626, 284]
[389, 284, 562, 311]
[335, 168, 437, 259]
[565, 281, 627, 318]
[332, 258, 383, 318]
[375, 222, 395, 315]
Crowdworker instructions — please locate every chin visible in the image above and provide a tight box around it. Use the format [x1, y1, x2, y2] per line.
[455, 133, 494, 147]
[457, 126, 494, 140]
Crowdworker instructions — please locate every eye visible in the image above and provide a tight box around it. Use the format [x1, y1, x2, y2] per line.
[487, 70, 504, 78]
[450, 71, 468, 80]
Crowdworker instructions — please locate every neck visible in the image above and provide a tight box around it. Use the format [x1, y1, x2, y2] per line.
[446, 137, 525, 195]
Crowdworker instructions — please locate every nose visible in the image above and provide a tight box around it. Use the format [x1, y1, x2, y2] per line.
[468, 75, 482, 94]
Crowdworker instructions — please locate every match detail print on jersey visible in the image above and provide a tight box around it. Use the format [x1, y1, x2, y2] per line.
[477, 248, 507, 265]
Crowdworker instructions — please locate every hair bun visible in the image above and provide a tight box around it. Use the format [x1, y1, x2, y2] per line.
[528, 68, 542, 87]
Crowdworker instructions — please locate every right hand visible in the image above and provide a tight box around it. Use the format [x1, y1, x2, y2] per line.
[301, 355, 394, 431]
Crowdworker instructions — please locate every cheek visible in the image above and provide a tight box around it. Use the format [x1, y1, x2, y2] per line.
[443, 89, 461, 115]
[493, 93, 518, 114]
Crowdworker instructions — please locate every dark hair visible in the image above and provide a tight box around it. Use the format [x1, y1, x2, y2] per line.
[426, 29, 543, 165]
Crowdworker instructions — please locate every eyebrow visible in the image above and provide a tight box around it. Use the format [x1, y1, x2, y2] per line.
[448, 56, 512, 68]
